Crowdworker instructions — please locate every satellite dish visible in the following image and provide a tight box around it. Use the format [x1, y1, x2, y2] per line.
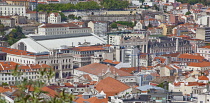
[203, 89, 207, 93]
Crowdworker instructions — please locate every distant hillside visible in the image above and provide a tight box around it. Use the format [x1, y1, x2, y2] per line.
[176, 0, 210, 5]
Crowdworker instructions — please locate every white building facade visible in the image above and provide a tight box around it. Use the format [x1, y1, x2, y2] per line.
[48, 12, 61, 23]
[38, 23, 92, 35]
[1, 47, 73, 79]
[0, 5, 26, 16]
[88, 21, 108, 37]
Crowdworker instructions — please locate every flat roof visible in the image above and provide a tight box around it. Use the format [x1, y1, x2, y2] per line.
[30, 33, 93, 41]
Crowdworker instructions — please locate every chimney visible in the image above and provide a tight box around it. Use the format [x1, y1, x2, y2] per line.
[165, 56, 171, 65]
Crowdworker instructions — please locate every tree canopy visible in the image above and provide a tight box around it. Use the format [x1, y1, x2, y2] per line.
[36, 1, 101, 11]
[36, 0, 129, 11]
[177, 0, 210, 5]
[4, 26, 26, 45]
[100, 0, 129, 10]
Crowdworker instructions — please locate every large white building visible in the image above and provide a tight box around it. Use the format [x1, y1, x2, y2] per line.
[1, 47, 73, 79]
[48, 12, 61, 23]
[0, 5, 26, 16]
[38, 23, 92, 35]
[88, 21, 108, 37]
[11, 33, 106, 53]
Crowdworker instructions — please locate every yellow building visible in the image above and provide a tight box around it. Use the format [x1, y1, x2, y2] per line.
[5, 0, 30, 9]
[159, 23, 168, 35]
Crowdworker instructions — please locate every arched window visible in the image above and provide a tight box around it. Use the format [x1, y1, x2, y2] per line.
[18, 42, 26, 50]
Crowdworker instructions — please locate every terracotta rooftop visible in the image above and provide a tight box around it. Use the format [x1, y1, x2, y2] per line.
[198, 76, 209, 80]
[41, 86, 57, 97]
[178, 53, 205, 60]
[0, 86, 14, 93]
[119, 67, 136, 74]
[103, 59, 120, 65]
[71, 22, 85, 25]
[200, 45, 210, 49]
[0, 61, 50, 71]
[75, 97, 108, 103]
[82, 74, 92, 81]
[0, 16, 11, 18]
[188, 62, 210, 67]
[153, 57, 166, 63]
[76, 63, 132, 77]
[95, 77, 130, 96]
[71, 45, 111, 52]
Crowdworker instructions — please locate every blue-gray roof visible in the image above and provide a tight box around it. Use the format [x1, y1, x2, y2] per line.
[136, 85, 164, 91]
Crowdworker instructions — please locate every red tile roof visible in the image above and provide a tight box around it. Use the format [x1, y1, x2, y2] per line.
[153, 57, 166, 63]
[72, 45, 111, 52]
[76, 63, 132, 77]
[0, 61, 50, 71]
[75, 97, 108, 103]
[198, 76, 209, 80]
[173, 82, 207, 86]
[83, 74, 92, 81]
[95, 77, 130, 96]
[0, 16, 11, 18]
[188, 62, 210, 67]
[0, 47, 33, 56]
[103, 59, 120, 65]
[200, 45, 210, 49]
[41, 86, 57, 97]
[178, 53, 205, 60]
[48, 12, 60, 17]
[120, 67, 136, 74]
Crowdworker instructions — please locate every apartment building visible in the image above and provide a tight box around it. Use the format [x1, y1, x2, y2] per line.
[38, 23, 92, 35]
[197, 45, 210, 61]
[26, 11, 48, 23]
[148, 37, 192, 54]
[88, 21, 108, 37]
[4, 0, 30, 9]
[48, 12, 61, 23]
[0, 61, 55, 85]
[0, 5, 26, 16]
[0, 16, 15, 27]
[0, 47, 73, 79]
[61, 45, 110, 68]
[196, 27, 210, 43]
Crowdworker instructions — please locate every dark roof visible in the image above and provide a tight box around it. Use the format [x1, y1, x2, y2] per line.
[150, 76, 176, 84]
[30, 33, 93, 41]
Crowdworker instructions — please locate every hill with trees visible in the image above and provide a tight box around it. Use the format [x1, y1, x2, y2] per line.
[177, 0, 210, 5]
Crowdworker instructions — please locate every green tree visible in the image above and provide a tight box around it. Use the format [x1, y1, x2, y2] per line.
[10, 65, 74, 103]
[59, 12, 67, 21]
[110, 23, 117, 28]
[4, 26, 26, 45]
[115, 21, 135, 27]
[185, 11, 191, 15]
[101, 0, 129, 10]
